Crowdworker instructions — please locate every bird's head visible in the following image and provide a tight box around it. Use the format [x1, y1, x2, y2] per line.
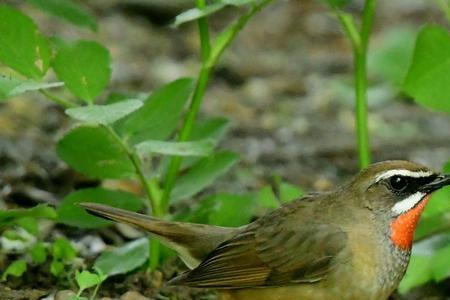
[348, 160, 450, 250]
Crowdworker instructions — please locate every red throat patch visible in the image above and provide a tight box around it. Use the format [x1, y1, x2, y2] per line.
[390, 195, 431, 250]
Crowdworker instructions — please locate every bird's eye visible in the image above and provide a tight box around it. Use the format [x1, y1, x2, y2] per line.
[389, 176, 409, 192]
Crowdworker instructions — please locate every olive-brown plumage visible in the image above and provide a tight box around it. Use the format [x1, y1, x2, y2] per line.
[80, 160, 450, 300]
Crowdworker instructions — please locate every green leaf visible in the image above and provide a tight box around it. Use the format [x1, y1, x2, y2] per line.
[50, 238, 76, 277]
[421, 187, 450, 218]
[3, 230, 26, 241]
[94, 238, 149, 277]
[58, 187, 143, 229]
[26, 0, 97, 30]
[171, 151, 239, 202]
[52, 40, 111, 103]
[65, 99, 143, 125]
[403, 25, 450, 113]
[190, 117, 230, 142]
[279, 182, 304, 203]
[368, 27, 417, 87]
[398, 255, 432, 293]
[105, 92, 139, 104]
[0, 5, 51, 78]
[52, 238, 76, 262]
[157, 118, 230, 175]
[1, 260, 27, 281]
[174, 3, 226, 27]
[0, 204, 57, 229]
[118, 78, 194, 144]
[444, 161, 450, 173]
[75, 270, 102, 292]
[257, 186, 279, 209]
[173, 0, 261, 27]
[415, 187, 450, 241]
[190, 193, 256, 227]
[56, 125, 135, 179]
[317, 0, 350, 8]
[431, 245, 450, 281]
[30, 242, 47, 265]
[222, 0, 258, 5]
[50, 260, 64, 276]
[0, 75, 63, 100]
[136, 140, 214, 157]
[176, 117, 230, 170]
[16, 217, 38, 235]
[206, 1, 265, 68]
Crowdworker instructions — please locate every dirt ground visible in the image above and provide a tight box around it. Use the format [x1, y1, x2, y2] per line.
[1, 0, 450, 299]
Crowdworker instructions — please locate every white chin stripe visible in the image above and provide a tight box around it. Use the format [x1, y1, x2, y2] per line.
[375, 169, 433, 183]
[391, 192, 426, 215]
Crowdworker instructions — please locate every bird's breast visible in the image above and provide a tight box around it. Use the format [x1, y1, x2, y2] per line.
[389, 195, 431, 250]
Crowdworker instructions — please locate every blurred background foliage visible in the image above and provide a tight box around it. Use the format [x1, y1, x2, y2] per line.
[0, 0, 449, 299]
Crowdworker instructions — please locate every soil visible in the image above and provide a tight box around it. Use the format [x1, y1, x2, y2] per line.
[1, 0, 450, 299]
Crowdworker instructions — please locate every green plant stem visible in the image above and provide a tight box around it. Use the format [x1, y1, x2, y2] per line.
[104, 126, 162, 269]
[161, 0, 273, 210]
[129, 153, 162, 216]
[435, 0, 450, 23]
[161, 66, 212, 211]
[354, 49, 371, 169]
[106, 126, 161, 214]
[207, 0, 272, 68]
[39, 90, 76, 108]
[160, 1, 213, 211]
[152, 0, 213, 269]
[90, 282, 102, 300]
[197, 0, 211, 62]
[336, 0, 375, 169]
[336, 12, 360, 49]
[128, 151, 163, 270]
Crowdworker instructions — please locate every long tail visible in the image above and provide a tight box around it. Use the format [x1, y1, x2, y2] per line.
[79, 202, 237, 269]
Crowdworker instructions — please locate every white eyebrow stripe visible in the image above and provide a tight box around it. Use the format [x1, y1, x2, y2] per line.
[375, 169, 434, 183]
[391, 192, 426, 215]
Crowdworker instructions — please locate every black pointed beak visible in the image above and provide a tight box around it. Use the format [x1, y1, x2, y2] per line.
[420, 174, 450, 193]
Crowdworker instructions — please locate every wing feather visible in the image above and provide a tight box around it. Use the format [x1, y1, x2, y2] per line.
[170, 194, 348, 288]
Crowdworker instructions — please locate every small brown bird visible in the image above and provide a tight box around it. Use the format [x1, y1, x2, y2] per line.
[81, 160, 450, 300]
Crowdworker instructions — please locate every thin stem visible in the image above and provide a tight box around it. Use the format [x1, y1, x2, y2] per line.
[197, 0, 211, 62]
[336, 0, 375, 169]
[161, 66, 212, 210]
[149, 238, 160, 270]
[39, 90, 76, 108]
[160, 0, 213, 210]
[129, 152, 163, 216]
[161, 0, 273, 209]
[104, 126, 163, 269]
[106, 126, 161, 214]
[154, 0, 213, 267]
[207, 0, 273, 68]
[355, 0, 375, 169]
[354, 47, 371, 169]
[360, 0, 376, 53]
[335, 11, 360, 49]
[90, 282, 102, 300]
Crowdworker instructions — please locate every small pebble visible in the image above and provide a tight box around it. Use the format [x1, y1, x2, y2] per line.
[55, 290, 76, 300]
[120, 291, 151, 300]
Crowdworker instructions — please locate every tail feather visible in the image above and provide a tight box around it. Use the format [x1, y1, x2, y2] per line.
[79, 202, 238, 269]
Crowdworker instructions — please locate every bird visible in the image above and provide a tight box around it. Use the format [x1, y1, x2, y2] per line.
[80, 160, 450, 300]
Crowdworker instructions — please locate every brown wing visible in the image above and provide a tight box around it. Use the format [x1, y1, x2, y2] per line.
[169, 195, 348, 288]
